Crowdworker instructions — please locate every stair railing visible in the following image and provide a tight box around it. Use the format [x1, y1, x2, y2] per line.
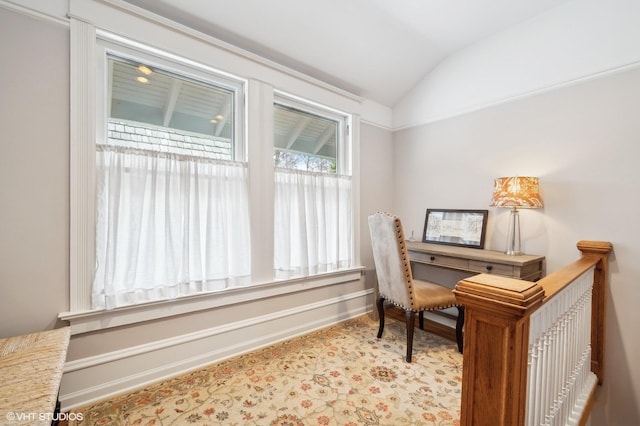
[453, 241, 612, 426]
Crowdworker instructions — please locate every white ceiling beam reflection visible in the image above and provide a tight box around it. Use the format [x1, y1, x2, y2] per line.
[313, 125, 334, 154]
[107, 61, 114, 117]
[214, 103, 231, 137]
[285, 116, 312, 149]
[162, 79, 182, 127]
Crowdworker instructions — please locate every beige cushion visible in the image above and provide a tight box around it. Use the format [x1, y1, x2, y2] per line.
[412, 279, 458, 311]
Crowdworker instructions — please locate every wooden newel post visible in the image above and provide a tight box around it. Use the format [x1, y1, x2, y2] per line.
[577, 240, 613, 385]
[453, 274, 545, 426]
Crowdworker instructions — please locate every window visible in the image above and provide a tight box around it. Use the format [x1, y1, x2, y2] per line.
[273, 94, 353, 279]
[92, 46, 250, 309]
[67, 21, 362, 326]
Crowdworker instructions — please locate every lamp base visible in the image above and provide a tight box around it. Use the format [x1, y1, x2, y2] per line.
[505, 208, 522, 256]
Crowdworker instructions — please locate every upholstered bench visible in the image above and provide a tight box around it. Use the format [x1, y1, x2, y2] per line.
[0, 327, 70, 425]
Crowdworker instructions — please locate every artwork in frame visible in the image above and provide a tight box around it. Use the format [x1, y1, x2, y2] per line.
[422, 209, 488, 249]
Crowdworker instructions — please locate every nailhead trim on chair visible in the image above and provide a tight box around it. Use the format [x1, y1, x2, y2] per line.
[378, 211, 462, 312]
[392, 215, 414, 298]
[378, 293, 459, 313]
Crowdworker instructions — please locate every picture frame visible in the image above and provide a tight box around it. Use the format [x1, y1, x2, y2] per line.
[422, 209, 488, 249]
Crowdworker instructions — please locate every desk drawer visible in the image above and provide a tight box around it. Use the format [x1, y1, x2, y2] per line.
[469, 260, 514, 277]
[411, 252, 469, 270]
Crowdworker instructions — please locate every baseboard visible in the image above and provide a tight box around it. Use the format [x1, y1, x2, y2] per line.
[59, 289, 373, 411]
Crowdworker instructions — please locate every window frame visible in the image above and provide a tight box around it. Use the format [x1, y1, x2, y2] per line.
[94, 37, 249, 310]
[272, 91, 355, 279]
[62, 18, 363, 334]
[273, 91, 352, 176]
[69, 26, 250, 315]
[97, 36, 247, 162]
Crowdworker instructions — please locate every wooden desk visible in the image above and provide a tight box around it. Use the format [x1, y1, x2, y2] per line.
[406, 241, 544, 281]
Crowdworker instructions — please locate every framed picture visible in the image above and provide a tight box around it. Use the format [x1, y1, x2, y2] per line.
[422, 209, 488, 249]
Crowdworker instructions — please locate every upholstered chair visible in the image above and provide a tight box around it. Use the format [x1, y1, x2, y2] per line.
[368, 212, 464, 362]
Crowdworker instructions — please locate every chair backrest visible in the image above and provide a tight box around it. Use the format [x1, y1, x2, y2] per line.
[368, 212, 414, 309]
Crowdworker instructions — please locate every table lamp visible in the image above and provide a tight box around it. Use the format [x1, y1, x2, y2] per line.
[490, 176, 543, 255]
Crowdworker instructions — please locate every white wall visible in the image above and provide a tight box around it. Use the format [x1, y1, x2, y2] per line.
[0, 5, 69, 335]
[393, 63, 640, 426]
[394, 0, 640, 129]
[359, 123, 395, 287]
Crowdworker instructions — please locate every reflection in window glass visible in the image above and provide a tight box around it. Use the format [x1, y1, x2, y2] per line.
[273, 104, 338, 173]
[107, 57, 235, 160]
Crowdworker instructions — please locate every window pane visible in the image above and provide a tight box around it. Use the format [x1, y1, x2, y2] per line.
[95, 55, 251, 310]
[274, 104, 338, 173]
[108, 57, 234, 160]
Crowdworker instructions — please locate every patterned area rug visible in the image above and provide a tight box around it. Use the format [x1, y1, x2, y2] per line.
[67, 315, 462, 425]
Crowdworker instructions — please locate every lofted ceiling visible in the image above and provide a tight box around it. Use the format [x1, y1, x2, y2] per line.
[122, 0, 572, 107]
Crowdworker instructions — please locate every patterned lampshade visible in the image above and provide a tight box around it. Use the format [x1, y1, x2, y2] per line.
[490, 176, 543, 209]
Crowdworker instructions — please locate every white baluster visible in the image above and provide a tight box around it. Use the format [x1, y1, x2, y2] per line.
[525, 268, 595, 426]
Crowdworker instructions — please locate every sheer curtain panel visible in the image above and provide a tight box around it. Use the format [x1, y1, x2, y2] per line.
[274, 168, 353, 279]
[93, 146, 251, 309]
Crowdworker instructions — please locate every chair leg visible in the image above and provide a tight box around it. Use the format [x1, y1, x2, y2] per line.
[376, 295, 385, 338]
[456, 306, 465, 353]
[419, 311, 424, 330]
[405, 310, 416, 363]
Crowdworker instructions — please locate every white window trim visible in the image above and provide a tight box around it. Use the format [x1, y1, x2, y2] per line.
[64, 15, 363, 334]
[69, 17, 96, 314]
[60, 267, 364, 334]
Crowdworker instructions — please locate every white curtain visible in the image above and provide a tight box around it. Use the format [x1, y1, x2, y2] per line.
[274, 168, 353, 279]
[93, 146, 251, 309]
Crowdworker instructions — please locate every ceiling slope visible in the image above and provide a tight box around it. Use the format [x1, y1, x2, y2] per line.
[123, 0, 572, 107]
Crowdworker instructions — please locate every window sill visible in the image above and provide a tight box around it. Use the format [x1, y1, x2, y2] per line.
[59, 267, 364, 335]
